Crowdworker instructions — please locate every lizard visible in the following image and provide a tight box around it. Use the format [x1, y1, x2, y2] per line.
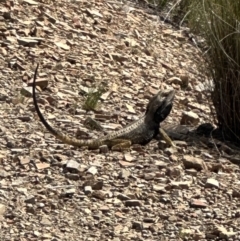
[32, 64, 175, 150]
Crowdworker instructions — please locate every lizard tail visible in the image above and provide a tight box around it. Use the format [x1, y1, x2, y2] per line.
[32, 64, 100, 149]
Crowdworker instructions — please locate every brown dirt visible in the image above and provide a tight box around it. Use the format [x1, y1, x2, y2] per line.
[0, 0, 240, 240]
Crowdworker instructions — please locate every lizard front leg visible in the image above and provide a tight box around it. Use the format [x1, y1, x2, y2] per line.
[159, 128, 176, 148]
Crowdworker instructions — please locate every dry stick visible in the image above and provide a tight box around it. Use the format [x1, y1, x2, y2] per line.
[164, 0, 182, 23]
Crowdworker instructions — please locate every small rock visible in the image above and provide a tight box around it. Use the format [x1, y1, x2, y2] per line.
[0, 204, 6, 216]
[215, 225, 237, 239]
[179, 97, 189, 106]
[25, 196, 36, 204]
[55, 41, 70, 50]
[20, 87, 34, 98]
[92, 190, 106, 200]
[181, 111, 199, 125]
[168, 215, 178, 222]
[87, 166, 98, 175]
[158, 140, 169, 149]
[235, 209, 240, 218]
[83, 208, 92, 215]
[118, 169, 131, 179]
[35, 162, 50, 170]
[44, 12, 57, 24]
[125, 200, 142, 207]
[164, 147, 177, 156]
[144, 173, 155, 180]
[62, 188, 76, 198]
[66, 160, 80, 172]
[11, 148, 25, 154]
[23, 0, 38, 5]
[205, 178, 219, 188]
[124, 153, 134, 162]
[143, 217, 155, 223]
[92, 181, 103, 190]
[40, 217, 52, 226]
[37, 203, 45, 208]
[84, 186, 93, 195]
[117, 193, 131, 201]
[179, 74, 189, 88]
[185, 168, 198, 176]
[18, 116, 31, 122]
[171, 181, 192, 189]
[207, 163, 222, 172]
[169, 154, 178, 162]
[7, 141, 15, 148]
[152, 185, 166, 193]
[99, 145, 109, 153]
[166, 76, 182, 85]
[166, 166, 183, 177]
[0, 93, 8, 101]
[233, 189, 240, 198]
[86, 9, 103, 18]
[0, 170, 10, 178]
[78, 164, 88, 172]
[179, 228, 193, 238]
[17, 37, 43, 46]
[155, 160, 169, 168]
[93, 214, 102, 220]
[119, 161, 135, 167]
[182, 155, 207, 171]
[19, 157, 31, 165]
[132, 221, 143, 230]
[17, 188, 28, 195]
[190, 199, 208, 208]
[33, 231, 41, 237]
[65, 173, 80, 180]
[28, 78, 48, 90]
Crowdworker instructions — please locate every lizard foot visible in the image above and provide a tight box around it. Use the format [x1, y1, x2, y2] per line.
[106, 139, 132, 151]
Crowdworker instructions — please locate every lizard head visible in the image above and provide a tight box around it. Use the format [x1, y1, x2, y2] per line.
[146, 89, 175, 123]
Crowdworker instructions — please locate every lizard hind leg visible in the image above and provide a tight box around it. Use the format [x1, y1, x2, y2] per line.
[106, 139, 132, 151]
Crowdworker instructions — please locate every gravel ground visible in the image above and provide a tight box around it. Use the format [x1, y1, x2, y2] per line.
[0, 0, 240, 240]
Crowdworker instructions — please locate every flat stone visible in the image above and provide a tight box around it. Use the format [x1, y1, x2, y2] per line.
[190, 199, 208, 208]
[25, 195, 36, 204]
[17, 37, 43, 46]
[132, 221, 142, 230]
[125, 200, 142, 207]
[84, 186, 93, 195]
[117, 193, 131, 201]
[35, 162, 50, 170]
[0, 204, 6, 216]
[171, 181, 192, 189]
[66, 160, 80, 171]
[205, 178, 219, 188]
[87, 166, 98, 175]
[181, 111, 199, 125]
[153, 185, 166, 193]
[118, 169, 131, 179]
[182, 155, 207, 171]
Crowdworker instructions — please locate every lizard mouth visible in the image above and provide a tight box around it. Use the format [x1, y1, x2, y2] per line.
[163, 89, 175, 102]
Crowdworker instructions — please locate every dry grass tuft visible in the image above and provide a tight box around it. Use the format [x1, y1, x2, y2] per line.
[180, 0, 240, 143]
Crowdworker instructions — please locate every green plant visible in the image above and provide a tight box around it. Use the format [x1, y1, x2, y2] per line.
[82, 85, 107, 111]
